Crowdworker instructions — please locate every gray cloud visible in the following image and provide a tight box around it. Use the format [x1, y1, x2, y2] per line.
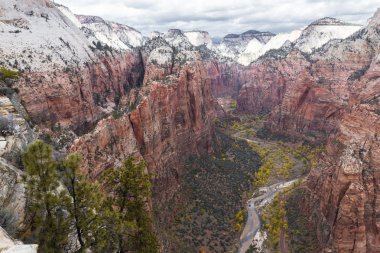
[53, 0, 379, 37]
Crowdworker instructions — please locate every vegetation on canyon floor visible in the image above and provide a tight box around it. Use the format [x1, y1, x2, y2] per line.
[20, 140, 158, 253]
[257, 180, 322, 253]
[215, 107, 324, 253]
[234, 209, 247, 232]
[285, 187, 321, 253]
[156, 129, 261, 253]
[262, 193, 288, 250]
[218, 114, 323, 187]
[251, 141, 323, 187]
[154, 107, 326, 253]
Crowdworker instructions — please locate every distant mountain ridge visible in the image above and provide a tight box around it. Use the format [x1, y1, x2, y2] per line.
[54, 4, 363, 66]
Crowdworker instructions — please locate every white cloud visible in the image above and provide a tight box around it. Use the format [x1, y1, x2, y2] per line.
[53, 0, 379, 37]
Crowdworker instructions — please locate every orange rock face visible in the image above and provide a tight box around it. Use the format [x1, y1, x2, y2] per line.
[237, 11, 380, 252]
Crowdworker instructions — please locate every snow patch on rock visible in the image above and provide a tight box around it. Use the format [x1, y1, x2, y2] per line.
[238, 29, 302, 65]
[184, 31, 212, 48]
[75, 14, 143, 49]
[295, 18, 362, 53]
[0, 0, 95, 71]
[237, 38, 264, 65]
[214, 30, 275, 63]
[150, 31, 163, 39]
[148, 46, 173, 65]
[55, 4, 82, 28]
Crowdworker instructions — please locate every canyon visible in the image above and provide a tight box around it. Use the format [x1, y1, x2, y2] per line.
[0, 0, 379, 252]
[237, 10, 380, 252]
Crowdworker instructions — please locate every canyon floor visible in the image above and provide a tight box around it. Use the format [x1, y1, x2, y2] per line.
[229, 113, 321, 253]
[154, 100, 323, 253]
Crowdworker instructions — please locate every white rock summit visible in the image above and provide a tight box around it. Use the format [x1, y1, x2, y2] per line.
[217, 17, 362, 66]
[184, 31, 213, 48]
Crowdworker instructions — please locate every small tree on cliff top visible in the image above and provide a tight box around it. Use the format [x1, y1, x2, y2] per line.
[21, 140, 70, 252]
[61, 153, 113, 252]
[22, 140, 159, 252]
[101, 156, 159, 253]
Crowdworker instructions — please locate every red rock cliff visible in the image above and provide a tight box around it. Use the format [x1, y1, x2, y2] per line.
[237, 9, 380, 252]
[15, 52, 144, 134]
[70, 56, 216, 207]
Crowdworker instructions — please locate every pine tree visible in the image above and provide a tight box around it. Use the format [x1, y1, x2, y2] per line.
[60, 153, 115, 252]
[22, 141, 159, 252]
[21, 140, 70, 252]
[101, 157, 159, 253]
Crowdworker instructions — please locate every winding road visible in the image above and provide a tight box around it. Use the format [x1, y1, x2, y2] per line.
[237, 180, 297, 253]
[232, 129, 300, 253]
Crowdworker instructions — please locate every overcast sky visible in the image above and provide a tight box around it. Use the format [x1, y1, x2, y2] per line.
[54, 0, 379, 37]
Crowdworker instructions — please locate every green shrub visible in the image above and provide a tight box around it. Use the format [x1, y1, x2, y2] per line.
[0, 67, 19, 81]
[230, 100, 237, 110]
[262, 194, 287, 250]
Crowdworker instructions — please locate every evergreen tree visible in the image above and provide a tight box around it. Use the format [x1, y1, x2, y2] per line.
[60, 153, 115, 253]
[101, 157, 159, 253]
[21, 140, 70, 252]
[21, 141, 159, 252]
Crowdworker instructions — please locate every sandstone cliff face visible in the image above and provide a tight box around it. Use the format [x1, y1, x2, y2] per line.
[308, 105, 380, 252]
[306, 21, 380, 251]
[15, 52, 144, 133]
[238, 52, 310, 115]
[206, 61, 244, 98]
[71, 57, 216, 207]
[237, 9, 380, 252]
[0, 0, 145, 133]
[238, 37, 374, 142]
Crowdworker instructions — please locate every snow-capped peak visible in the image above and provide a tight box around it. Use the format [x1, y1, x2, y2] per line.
[228, 17, 362, 66]
[310, 17, 358, 26]
[76, 15, 104, 24]
[56, 5, 144, 50]
[184, 31, 213, 48]
[241, 30, 275, 44]
[214, 29, 276, 64]
[295, 17, 362, 53]
[163, 29, 193, 49]
[55, 3, 83, 28]
[0, 0, 94, 71]
[237, 29, 302, 65]
[367, 8, 380, 28]
[74, 14, 143, 49]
